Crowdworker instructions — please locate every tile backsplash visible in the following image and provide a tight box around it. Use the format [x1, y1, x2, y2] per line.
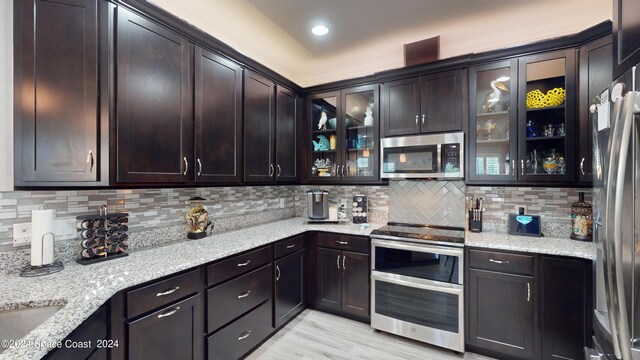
[389, 180, 465, 227]
[466, 186, 592, 237]
[294, 185, 389, 224]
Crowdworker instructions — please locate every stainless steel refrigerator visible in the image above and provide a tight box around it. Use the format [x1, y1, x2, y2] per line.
[587, 65, 640, 360]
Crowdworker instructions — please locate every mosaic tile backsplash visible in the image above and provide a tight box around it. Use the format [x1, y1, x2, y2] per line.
[294, 185, 389, 224]
[466, 186, 592, 238]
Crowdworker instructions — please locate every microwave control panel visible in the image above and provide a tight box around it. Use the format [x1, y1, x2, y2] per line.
[442, 143, 461, 173]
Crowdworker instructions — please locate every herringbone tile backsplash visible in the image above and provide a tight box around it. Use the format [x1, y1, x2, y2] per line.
[389, 180, 466, 227]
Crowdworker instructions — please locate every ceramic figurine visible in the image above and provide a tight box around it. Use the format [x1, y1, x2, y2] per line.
[318, 111, 328, 130]
[480, 80, 510, 113]
[364, 102, 374, 126]
[329, 134, 337, 150]
[313, 135, 330, 151]
[338, 204, 347, 219]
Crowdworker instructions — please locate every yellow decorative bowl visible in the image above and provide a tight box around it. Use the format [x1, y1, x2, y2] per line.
[526, 88, 565, 109]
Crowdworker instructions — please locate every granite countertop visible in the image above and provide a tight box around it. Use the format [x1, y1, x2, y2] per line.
[465, 231, 596, 260]
[0, 218, 380, 360]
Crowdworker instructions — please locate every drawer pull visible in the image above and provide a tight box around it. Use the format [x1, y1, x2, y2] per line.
[237, 260, 251, 267]
[237, 291, 251, 299]
[489, 259, 509, 264]
[527, 283, 531, 302]
[336, 241, 348, 245]
[286, 244, 296, 249]
[276, 265, 281, 281]
[238, 330, 252, 341]
[156, 286, 180, 297]
[157, 306, 180, 319]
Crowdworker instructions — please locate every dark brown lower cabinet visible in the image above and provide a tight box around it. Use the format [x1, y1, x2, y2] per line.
[468, 269, 535, 360]
[127, 294, 203, 360]
[313, 235, 370, 323]
[274, 249, 305, 328]
[207, 300, 273, 360]
[541, 256, 593, 360]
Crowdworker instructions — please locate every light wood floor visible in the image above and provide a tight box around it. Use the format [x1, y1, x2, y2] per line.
[247, 310, 495, 360]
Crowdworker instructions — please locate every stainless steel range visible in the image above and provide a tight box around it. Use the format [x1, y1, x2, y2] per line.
[370, 222, 465, 353]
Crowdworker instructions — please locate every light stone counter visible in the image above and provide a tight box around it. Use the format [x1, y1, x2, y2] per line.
[0, 218, 381, 360]
[465, 231, 596, 260]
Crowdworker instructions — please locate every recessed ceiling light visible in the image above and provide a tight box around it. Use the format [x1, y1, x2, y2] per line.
[312, 25, 329, 36]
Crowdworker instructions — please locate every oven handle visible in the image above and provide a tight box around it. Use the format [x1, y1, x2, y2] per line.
[371, 271, 463, 294]
[371, 239, 464, 258]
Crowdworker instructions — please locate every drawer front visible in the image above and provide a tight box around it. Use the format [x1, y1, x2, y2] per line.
[207, 264, 272, 332]
[207, 300, 273, 360]
[469, 249, 534, 276]
[274, 234, 305, 259]
[207, 246, 272, 287]
[317, 232, 369, 253]
[127, 269, 201, 319]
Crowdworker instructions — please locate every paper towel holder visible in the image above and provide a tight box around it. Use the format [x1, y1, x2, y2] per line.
[19, 232, 64, 277]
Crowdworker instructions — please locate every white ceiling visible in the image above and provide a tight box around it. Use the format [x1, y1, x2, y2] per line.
[150, 0, 612, 87]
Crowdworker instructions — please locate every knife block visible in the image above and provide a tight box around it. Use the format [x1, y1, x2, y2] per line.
[468, 210, 483, 233]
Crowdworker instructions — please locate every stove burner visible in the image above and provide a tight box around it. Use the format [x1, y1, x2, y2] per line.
[370, 222, 465, 245]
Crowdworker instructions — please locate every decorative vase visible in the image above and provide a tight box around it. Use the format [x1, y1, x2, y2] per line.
[571, 192, 592, 241]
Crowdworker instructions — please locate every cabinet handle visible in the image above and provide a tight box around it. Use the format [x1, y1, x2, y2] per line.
[276, 265, 281, 281]
[86, 150, 94, 173]
[269, 164, 275, 177]
[415, 115, 419, 127]
[183, 157, 188, 176]
[277, 164, 282, 178]
[422, 114, 425, 126]
[511, 160, 515, 176]
[238, 290, 251, 299]
[343, 255, 346, 270]
[580, 157, 586, 176]
[489, 259, 509, 264]
[337, 255, 341, 269]
[341, 165, 345, 177]
[521, 159, 524, 176]
[336, 241, 348, 245]
[527, 282, 531, 302]
[237, 260, 251, 267]
[197, 158, 202, 176]
[286, 244, 296, 249]
[157, 306, 180, 319]
[238, 331, 252, 341]
[156, 286, 180, 297]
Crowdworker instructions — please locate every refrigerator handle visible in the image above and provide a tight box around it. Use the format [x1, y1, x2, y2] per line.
[612, 91, 637, 360]
[604, 94, 627, 360]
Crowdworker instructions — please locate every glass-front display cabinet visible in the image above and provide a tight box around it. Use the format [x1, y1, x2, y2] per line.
[308, 84, 379, 183]
[469, 59, 518, 182]
[469, 49, 576, 184]
[518, 49, 576, 183]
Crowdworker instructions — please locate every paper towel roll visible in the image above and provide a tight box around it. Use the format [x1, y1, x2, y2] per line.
[31, 209, 54, 266]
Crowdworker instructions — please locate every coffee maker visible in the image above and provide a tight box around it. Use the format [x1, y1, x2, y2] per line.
[307, 189, 329, 220]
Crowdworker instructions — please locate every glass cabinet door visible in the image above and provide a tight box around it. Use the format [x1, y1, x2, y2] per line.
[341, 84, 379, 182]
[469, 60, 518, 182]
[309, 92, 340, 181]
[518, 49, 576, 182]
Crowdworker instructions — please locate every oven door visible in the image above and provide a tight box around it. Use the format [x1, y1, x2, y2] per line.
[371, 238, 464, 285]
[371, 271, 464, 352]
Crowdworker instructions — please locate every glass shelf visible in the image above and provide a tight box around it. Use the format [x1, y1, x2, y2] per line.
[526, 135, 565, 141]
[526, 105, 565, 112]
[477, 111, 509, 117]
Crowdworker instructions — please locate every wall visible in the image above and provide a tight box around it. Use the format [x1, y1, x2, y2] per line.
[294, 185, 389, 224]
[466, 186, 592, 238]
[0, 1, 13, 191]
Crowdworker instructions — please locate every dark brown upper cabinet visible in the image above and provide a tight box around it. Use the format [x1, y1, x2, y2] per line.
[194, 47, 243, 183]
[381, 69, 463, 137]
[613, 0, 640, 79]
[468, 49, 577, 185]
[517, 49, 577, 184]
[578, 36, 612, 185]
[308, 84, 379, 184]
[115, 7, 192, 183]
[14, 0, 110, 187]
[244, 70, 298, 183]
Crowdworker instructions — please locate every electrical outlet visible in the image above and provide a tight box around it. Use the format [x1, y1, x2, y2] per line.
[340, 199, 348, 208]
[514, 205, 528, 214]
[13, 223, 31, 247]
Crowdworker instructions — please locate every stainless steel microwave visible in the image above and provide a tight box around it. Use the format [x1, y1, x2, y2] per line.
[380, 132, 464, 179]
